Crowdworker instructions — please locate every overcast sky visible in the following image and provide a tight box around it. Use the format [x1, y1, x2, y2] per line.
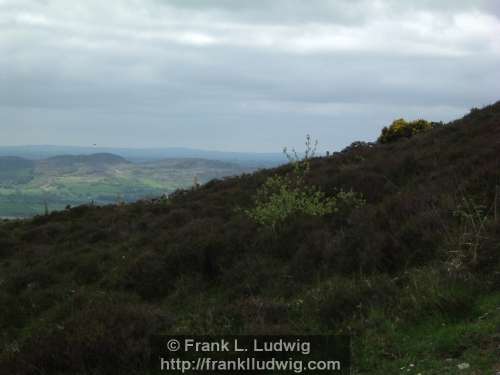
[1, 0, 499, 152]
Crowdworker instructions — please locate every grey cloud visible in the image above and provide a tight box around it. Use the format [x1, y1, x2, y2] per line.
[159, 0, 488, 25]
[0, 0, 499, 152]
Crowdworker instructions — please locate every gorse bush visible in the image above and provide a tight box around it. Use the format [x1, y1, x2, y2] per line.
[245, 135, 365, 231]
[378, 118, 433, 143]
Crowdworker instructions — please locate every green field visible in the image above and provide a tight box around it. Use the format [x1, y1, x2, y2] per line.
[0, 154, 250, 217]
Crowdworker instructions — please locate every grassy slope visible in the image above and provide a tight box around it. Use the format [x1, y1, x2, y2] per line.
[0, 103, 499, 374]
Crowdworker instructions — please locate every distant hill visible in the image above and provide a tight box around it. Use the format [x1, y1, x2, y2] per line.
[44, 153, 130, 167]
[0, 102, 499, 373]
[0, 156, 35, 184]
[0, 156, 35, 171]
[0, 153, 254, 217]
[0, 145, 286, 167]
[143, 157, 241, 169]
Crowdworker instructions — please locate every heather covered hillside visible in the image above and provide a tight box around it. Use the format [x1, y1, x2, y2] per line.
[0, 102, 499, 374]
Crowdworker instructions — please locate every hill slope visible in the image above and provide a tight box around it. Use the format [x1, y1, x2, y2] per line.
[0, 157, 35, 184]
[42, 153, 130, 168]
[0, 103, 499, 374]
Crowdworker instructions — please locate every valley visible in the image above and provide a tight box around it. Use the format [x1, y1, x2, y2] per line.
[0, 153, 254, 217]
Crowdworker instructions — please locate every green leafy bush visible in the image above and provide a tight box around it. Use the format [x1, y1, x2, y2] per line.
[245, 175, 335, 229]
[245, 135, 365, 231]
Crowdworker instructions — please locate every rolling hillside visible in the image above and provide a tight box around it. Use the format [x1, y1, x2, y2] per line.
[0, 102, 499, 374]
[0, 157, 35, 184]
[0, 154, 251, 217]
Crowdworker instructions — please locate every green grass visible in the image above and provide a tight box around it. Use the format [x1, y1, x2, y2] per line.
[353, 291, 500, 374]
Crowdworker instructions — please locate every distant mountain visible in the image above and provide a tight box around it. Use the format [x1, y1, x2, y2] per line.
[0, 145, 286, 167]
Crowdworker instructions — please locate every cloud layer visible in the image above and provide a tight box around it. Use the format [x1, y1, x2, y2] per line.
[1, 0, 499, 151]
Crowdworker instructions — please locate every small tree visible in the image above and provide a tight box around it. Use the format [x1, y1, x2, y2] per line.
[282, 134, 317, 186]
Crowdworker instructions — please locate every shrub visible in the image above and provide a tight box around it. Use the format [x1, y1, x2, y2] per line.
[447, 196, 492, 272]
[123, 251, 176, 300]
[245, 175, 337, 231]
[0, 229, 15, 257]
[74, 255, 102, 284]
[378, 118, 433, 143]
[297, 275, 398, 327]
[1, 298, 168, 375]
[396, 267, 477, 321]
[245, 135, 365, 231]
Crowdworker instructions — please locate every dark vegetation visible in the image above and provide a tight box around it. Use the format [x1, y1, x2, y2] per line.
[0, 103, 499, 374]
